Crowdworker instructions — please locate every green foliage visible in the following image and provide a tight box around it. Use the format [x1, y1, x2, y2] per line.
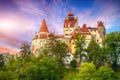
[79, 62, 96, 80]
[19, 41, 31, 59]
[64, 62, 120, 80]
[70, 59, 77, 69]
[0, 55, 61, 80]
[47, 35, 68, 63]
[96, 65, 120, 80]
[0, 54, 4, 68]
[61, 69, 79, 80]
[87, 38, 100, 62]
[86, 38, 109, 68]
[104, 31, 120, 69]
[74, 33, 86, 62]
[36, 57, 60, 80]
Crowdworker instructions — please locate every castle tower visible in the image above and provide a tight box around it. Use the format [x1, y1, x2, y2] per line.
[32, 19, 49, 57]
[38, 19, 49, 38]
[64, 10, 78, 38]
[97, 21, 105, 39]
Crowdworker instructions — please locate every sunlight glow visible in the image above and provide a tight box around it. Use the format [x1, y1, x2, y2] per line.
[0, 20, 14, 30]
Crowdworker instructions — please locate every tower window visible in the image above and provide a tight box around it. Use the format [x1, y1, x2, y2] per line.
[97, 40, 99, 42]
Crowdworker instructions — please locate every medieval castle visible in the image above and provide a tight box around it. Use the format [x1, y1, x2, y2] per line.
[32, 11, 105, 57]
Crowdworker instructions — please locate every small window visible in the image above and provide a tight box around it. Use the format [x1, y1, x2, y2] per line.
[97, 40, 99, 42]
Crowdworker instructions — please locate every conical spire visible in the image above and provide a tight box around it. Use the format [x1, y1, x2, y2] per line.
[39, 19, 49, 33]
[68, 10, 73, 16]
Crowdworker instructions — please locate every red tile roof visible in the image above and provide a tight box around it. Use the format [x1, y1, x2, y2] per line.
[39, 19, 49, 33]
[80, 24, 90, 35]
[64, 19, 77, 28]
[88, 27, 98, 32]
[98, 21, 104, 26]
[68, 10, 73, 16]
[88, 27, 98, 30]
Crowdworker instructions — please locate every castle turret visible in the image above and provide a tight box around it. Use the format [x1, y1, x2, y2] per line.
[64, 10, 78, 38]
[39, 19, 49, 39]
[97, 21, 105, 39]
[39, 19, 49, 33]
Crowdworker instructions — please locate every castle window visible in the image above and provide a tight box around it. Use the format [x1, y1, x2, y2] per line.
[97, 40, 99, 42]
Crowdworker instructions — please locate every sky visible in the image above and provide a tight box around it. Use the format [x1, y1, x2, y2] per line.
[0, 0, 120, 52]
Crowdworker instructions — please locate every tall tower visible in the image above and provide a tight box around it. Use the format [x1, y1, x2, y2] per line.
[97, 21, 106, 39]
[38, 19, 49, 38]
[32, 19, 49, 57]
[63, 10, 78, 38]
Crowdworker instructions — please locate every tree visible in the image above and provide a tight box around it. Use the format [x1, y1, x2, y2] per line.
[19, 41, 31, 67]
[104, 31, 120, 69]
[77, 62, 120, 80]
[79, 62, 96, 80]
[74, 33, 86, 63]
[47, 35, 68, 62]
[0, 54, 4, 68]
[20, 41, 31, 58]
[20, 57, 60, 80]
[0, 56, 20, 80]
[95, 47, 108, 68]
[96, 65, 120, 80]
[87, 38, 100, 62]
[70, 59, 77, 68]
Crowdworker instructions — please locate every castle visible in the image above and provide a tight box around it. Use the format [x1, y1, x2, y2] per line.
[32, 11, 105, 57]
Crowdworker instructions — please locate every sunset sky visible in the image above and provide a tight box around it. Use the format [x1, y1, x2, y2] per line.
[0, 0, 120, 52]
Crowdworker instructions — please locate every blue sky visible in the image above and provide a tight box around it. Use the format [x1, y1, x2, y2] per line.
[0, 0, 120, 52]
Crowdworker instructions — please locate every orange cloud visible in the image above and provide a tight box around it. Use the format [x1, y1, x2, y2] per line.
[0, 47, 18, 55]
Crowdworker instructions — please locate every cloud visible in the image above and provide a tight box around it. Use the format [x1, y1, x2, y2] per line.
[0, 11, 36, 51]
[77, 0, 120, 29]
[13, 0, 46, 16]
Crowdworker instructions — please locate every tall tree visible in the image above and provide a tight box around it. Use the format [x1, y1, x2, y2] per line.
[104, 31, 120, 69]
[19, 41, 31, 59]
[96, 65, 120, 80]
[79, 62, 96, 80]
[0, 54, 4, 68]
[47, 34, 68, 62]
[87, 38, 100, 62]
[74, 33, 86, 63]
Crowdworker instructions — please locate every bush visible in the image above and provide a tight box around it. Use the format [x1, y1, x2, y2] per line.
[70, 59, 77, 68]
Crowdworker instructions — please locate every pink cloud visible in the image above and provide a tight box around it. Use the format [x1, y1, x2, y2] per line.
[13, 0, 46, 16]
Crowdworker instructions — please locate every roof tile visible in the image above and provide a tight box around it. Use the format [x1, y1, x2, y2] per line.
[39, 19, 49, 33]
